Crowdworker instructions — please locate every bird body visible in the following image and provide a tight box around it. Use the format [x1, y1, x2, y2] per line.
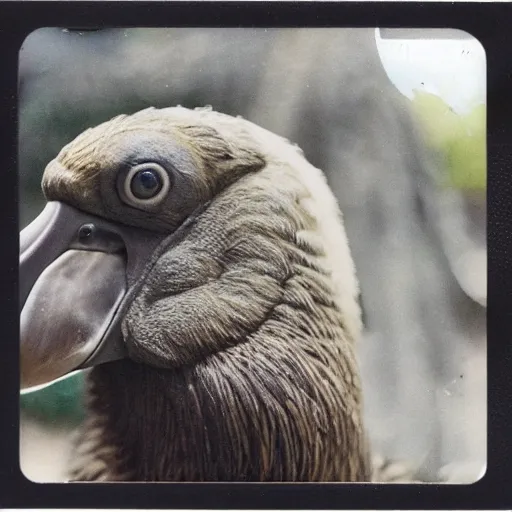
[20, 107, 369, 481]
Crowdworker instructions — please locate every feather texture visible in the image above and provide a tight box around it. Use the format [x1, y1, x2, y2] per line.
[46, 107, 368, 481]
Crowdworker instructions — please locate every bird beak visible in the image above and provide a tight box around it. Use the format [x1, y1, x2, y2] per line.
[20, 201, 167, 390]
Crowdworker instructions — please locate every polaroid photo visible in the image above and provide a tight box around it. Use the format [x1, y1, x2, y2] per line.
[2, 2, 511, 509]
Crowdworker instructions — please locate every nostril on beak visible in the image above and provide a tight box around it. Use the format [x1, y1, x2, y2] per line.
[72, 223, 126, 255]
[78, 224, 95, 241]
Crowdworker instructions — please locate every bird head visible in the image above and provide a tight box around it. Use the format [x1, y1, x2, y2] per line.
[20, 106, 362, 393]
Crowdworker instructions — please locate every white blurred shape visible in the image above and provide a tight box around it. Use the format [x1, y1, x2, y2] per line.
[375, 28, 486, 115]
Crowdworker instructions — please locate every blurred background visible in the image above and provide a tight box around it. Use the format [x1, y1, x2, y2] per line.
[18, 27, 486, 483]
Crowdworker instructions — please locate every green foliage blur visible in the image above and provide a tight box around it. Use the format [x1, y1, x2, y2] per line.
[20, 372, 86, 425]
[410, 91, 486, 191]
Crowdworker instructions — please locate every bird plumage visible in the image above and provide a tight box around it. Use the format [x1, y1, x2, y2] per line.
[27, 106, 370, 481]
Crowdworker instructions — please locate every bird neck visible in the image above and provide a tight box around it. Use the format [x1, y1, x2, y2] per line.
[70, 348, 371, 482]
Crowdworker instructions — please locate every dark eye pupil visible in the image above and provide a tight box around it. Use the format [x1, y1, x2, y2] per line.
[130, 169, 163, 199]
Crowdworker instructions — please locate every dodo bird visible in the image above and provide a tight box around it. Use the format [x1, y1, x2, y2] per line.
[20, 106, 369, 482]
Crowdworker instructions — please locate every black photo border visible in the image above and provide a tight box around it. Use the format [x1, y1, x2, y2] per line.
[1, 1, 511, 509]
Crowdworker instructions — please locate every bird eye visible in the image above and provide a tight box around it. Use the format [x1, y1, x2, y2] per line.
[131, 169, 162, 199]
[122, 163, 170, 207]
